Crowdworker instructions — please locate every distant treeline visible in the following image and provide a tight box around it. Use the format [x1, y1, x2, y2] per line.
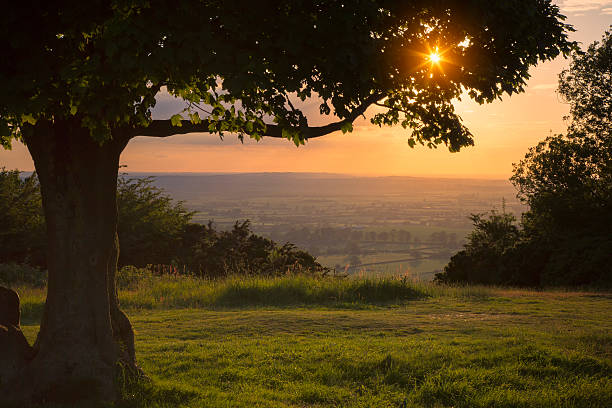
[0, 170, 327, 279]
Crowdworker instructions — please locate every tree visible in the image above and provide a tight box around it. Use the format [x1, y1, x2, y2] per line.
[1, 1, 573, 403]
[510, 29, 612, 286]
[558, 28, 612, 136]
[438, 29, 611, 288]
[435, 210, 520, 284]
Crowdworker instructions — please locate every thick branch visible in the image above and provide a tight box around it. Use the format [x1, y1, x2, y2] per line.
[127, 93, 382, 139]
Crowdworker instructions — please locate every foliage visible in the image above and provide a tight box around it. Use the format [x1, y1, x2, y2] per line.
[511, 29, 612, 287]
[116, 265, 154, 291]
[18, 275, 497, 318]
[176, 220, 329, 278]
[117, 175, 193, 267]
[117, 176, 332, 276]
[439, 30, 612, 288]
[1, 1, 574, 149]
[0, 169, 46, 267]
[435, 210, 522, 285]
[0, 263, 47, 288]
[558, 28, 612, 136]
[0, 171, 327, 278]
[114, 275, 427, 310]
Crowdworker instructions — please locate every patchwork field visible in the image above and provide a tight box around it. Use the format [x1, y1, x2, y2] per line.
[17, 278, 612, 407]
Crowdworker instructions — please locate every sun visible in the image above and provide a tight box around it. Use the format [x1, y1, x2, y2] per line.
[429, 52, 441, 64]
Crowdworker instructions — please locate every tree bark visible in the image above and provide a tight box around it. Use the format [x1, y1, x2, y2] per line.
[0, 120, 136, 404]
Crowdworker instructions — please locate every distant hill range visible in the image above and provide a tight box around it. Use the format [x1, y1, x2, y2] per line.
[124, 172, 518, 201]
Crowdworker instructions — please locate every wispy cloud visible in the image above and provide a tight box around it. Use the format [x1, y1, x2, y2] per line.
[531, 84, 557, 90]
[560, 0, 612, 13]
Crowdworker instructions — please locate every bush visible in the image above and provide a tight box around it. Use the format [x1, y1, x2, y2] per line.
[0, 169, 46, 267]
[116, 266, 155, 291]
[177, 220, 330, 278]
[0, 263, 47, 287]
[435, 210, 520, 285]
[541, 234, 612, 287]
[117, 176, 193, 268]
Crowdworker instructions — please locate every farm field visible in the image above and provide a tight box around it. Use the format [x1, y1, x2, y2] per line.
[141, 173, 521, 278]
[317, 255, 448, 280]
[17, 277, 612, 408]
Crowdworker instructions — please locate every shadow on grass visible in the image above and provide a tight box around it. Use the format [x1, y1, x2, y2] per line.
[212, 277, 428, 308]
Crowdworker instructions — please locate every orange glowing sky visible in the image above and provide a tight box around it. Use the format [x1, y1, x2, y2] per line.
[2, 2, 611, 179]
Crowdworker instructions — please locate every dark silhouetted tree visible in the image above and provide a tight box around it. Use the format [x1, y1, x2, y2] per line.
[439, 29, 611, 287]
[511, 29, 612, 286]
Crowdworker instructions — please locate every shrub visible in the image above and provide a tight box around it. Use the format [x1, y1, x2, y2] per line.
[116, 266, 155, 291]
[177, 220, 330, 278]
[0, 263, 47, 287]
[435, 210, 520, 285]
[0, 169, 46, 268]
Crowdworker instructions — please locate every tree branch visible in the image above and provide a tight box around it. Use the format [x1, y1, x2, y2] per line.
[127, 93, 383, 139]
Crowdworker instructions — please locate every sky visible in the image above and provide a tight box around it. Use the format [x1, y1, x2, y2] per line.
[2, 1, 611, 179]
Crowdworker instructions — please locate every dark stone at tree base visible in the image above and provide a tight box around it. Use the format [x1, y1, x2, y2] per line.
[0, 286, 20, 327]
[0, 324, 33, 387]
[0, 288, 33, 391]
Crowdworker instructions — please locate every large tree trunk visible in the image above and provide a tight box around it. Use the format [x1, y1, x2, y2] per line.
[0, 120, 136, 404]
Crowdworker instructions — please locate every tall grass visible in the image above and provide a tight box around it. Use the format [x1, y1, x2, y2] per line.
[13, 274, 501, 323]
[118, 275, 430, 309]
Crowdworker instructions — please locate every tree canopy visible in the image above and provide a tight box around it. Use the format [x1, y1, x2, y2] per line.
[511, 29, 611, 237]
[2, 1, 573, 150]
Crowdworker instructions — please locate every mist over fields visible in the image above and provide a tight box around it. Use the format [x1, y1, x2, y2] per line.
[134, 172, 525, 279]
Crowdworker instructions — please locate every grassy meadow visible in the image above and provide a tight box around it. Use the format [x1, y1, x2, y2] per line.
[15, 276, 612, 407]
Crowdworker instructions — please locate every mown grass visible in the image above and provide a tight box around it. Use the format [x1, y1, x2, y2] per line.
[12, 276, 612, 407]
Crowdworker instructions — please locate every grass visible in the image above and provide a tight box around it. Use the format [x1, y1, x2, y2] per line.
[12, 276, 612, 407]
[17, 275, 495, 322]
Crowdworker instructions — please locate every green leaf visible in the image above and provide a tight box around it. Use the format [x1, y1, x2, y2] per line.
[408, 138, 416, 148]
[189, 112, 201, 124]
[281, 128, 293, 140]
[22, 114, 37, 125]
[340, 121, 353, 134]
[170, 114, 183, 127]
[70, 105, 78, 115]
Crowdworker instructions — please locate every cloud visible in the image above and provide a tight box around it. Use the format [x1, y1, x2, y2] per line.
[531, 83, 557, 90]
[559, 0, 612, 13]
